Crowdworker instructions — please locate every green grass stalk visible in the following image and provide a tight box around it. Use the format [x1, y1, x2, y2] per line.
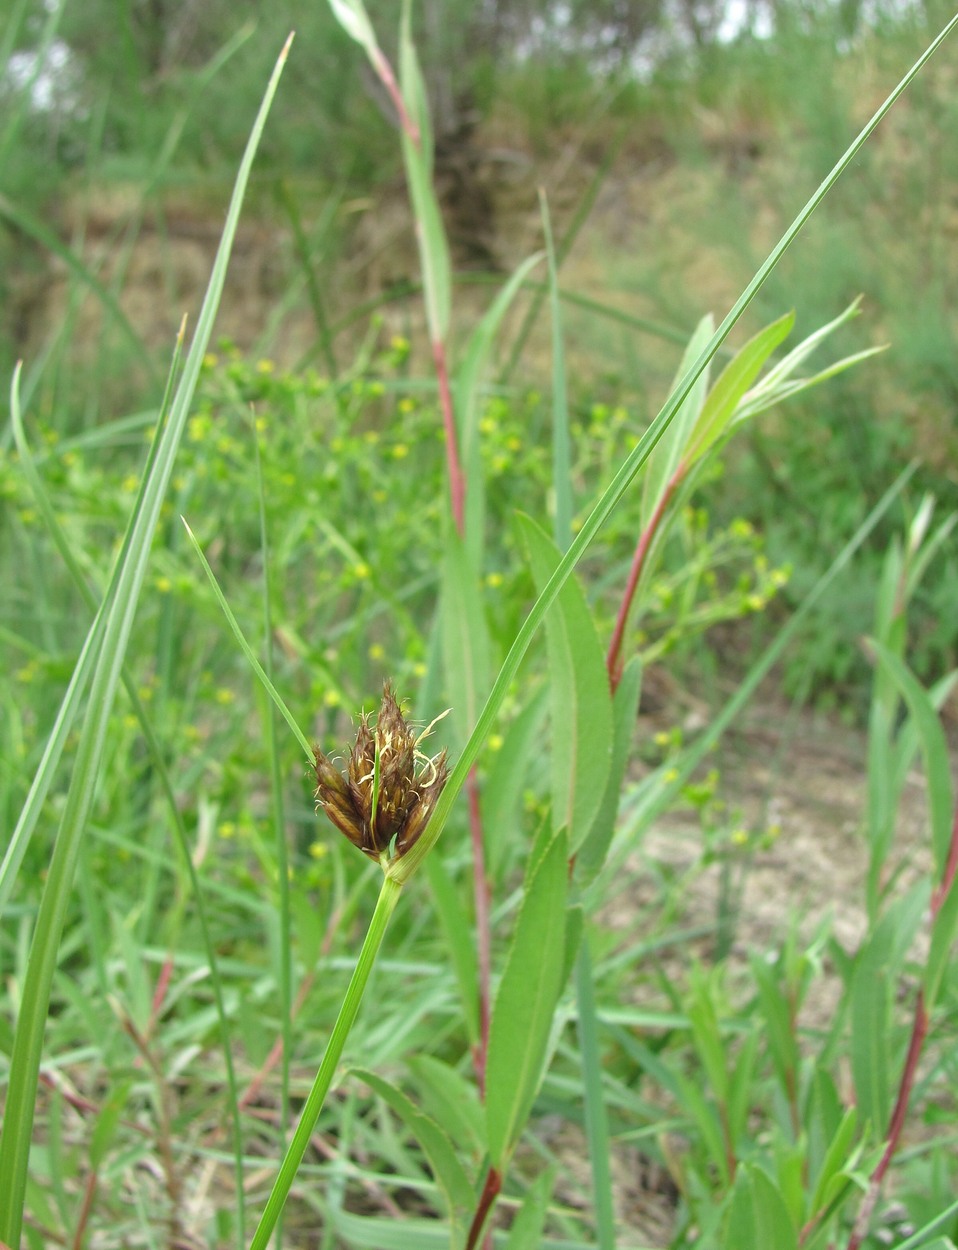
[248, 873, 403, 1250]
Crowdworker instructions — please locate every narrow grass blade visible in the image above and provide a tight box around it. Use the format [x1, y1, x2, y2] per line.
[8, 359, 248, 1247]
[0, 37, 293, 1246]
[896, 1213, 958, 1250]
[575, 937, 616, 1250]
[540, 191, 573, 553]
[249, 875, 403, 1250]
[388, 12, 958, 886]
[182, 520, 313, 761]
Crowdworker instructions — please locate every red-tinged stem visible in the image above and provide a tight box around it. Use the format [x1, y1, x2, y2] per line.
[465, 1166, 502, 1250]
[605, 468, 681, 691]
[71, 1169, 97, 1250]
[370, 47, 419, 143]
[147, 954, 174, 1038]
[846, 992, 929, 1250]
[433, 336, 466, 535]
[845, 803, 958, 1250]
[468, 769, 492, 1095]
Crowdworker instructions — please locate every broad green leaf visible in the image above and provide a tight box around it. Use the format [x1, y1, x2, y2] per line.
[440, 532, 491, 746]
[726, 1163, 798, 1250]
[406, 1055, 484, 1157]
[424, 855, 479, 1045]
[685, 312, 794, 466]
[641, 312, 713, 527]
[486, 826, 569, 1168]
[519, 515, 613, 853]
[576, 656, 642, 886]
[350, 1068, 475, 1221]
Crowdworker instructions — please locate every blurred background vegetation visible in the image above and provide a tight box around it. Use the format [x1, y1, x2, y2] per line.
[2, 0, 956, 707]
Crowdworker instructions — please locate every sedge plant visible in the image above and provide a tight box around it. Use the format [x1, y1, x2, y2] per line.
[232, 4, 958, 1247]
[4, 5, 958, 1249]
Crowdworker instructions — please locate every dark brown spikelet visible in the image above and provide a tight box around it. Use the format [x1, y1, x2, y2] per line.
[313, 682, 449, 863]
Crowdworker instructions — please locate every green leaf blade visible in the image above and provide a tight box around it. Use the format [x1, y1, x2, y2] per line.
[519, 515, 613, 854]
[485, 826, 569, 1168]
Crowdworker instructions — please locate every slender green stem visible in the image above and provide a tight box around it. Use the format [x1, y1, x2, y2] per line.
[248, 874, 403, 1250]
[576, 936, 616, 1250]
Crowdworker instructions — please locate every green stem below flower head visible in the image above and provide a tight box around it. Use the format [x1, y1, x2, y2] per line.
[248, 873, 403, 1250]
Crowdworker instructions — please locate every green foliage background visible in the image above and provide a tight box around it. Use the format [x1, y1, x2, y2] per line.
[2, 2, 958, 1247]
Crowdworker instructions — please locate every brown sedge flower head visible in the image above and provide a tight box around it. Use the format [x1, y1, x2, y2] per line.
[313, 682, 449, 863]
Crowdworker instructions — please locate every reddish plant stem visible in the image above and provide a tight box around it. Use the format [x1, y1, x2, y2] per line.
[370, 47, 418, 144]
[433, 336, 466, 535]
[605, 469, 680, 690]
[465, 1166, 502, 1250]
[72, 1169, 98, 1250]
[846, 992, 929, 1250]
[844, 804, 958, 1250]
